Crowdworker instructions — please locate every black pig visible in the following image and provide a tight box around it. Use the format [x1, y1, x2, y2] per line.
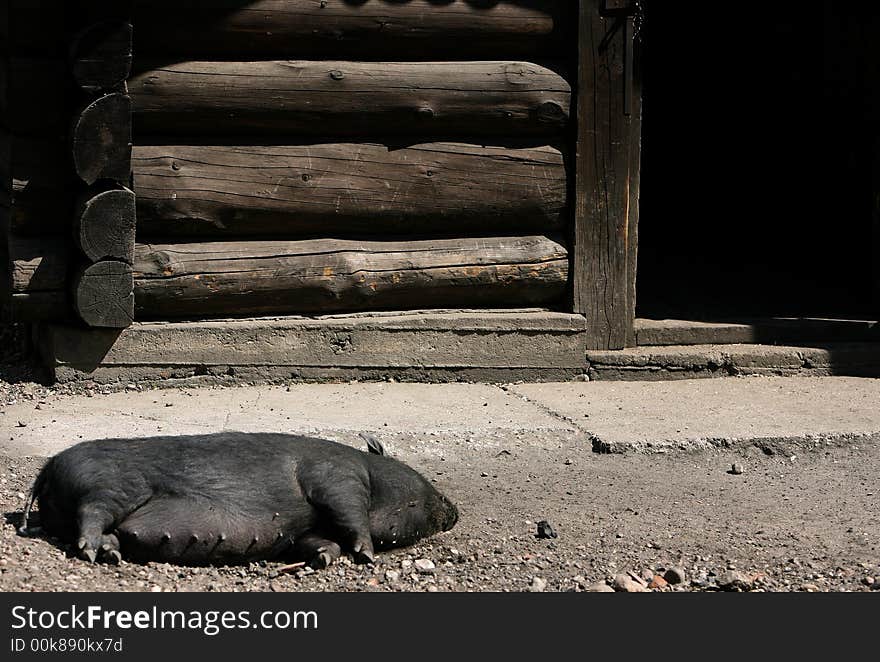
[20, 432, 458, 567]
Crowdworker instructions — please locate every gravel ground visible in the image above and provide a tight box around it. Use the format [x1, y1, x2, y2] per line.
[1, 429, 878, 593]
[1, 337, 878, 593]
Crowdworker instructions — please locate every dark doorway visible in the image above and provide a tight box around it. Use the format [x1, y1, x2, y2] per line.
[636, 2, 876, 322]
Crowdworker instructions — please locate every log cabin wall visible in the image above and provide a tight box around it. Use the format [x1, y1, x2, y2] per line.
[127, 0, 576, 320]
[3, 1, 643, 377]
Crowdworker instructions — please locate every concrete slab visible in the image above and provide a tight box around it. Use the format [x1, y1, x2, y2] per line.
[0, 382, 578, 457]
[586, 343, 880, 380]
[37, 309, 588, 384]
[510, 376, 880, 453]
[635, 318, 880, 346]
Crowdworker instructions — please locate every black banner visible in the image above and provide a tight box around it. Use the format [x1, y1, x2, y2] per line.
[0, 592, 871, 660]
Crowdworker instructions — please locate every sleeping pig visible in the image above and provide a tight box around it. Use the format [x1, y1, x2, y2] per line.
[19, 432, 458, 568]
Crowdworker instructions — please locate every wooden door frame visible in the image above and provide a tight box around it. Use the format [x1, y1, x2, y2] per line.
[573, 0, 643, 349]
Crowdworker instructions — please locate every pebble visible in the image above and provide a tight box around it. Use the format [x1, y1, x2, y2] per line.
[648, 575, 668, 589]
[663, 566, 687, 585]
[612, 574, 646, 593]
[150, 586, 162, 592]
[529, 577, 547, 593]
[414, 559, 436, 574]
[535, 520, 558, 539]
[639, 568, 654, 583]
[385, 570, 401, 583]
[716, 570, 753, 591]
[730, 463, 744, 475]
[586, 581, 615, 593]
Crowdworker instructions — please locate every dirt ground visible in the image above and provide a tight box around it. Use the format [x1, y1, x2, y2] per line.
[1, 428, 878, 593]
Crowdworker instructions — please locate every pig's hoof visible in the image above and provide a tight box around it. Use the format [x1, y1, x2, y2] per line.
[78, 547, 98, 563]
[352, 543, 375, 565]
[310, 551, 334, 570]
[100, 548, 122, 565]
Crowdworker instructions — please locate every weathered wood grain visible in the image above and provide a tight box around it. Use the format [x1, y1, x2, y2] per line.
[74, 187, 136, 263]
[7, 235, 70, 294]
[573, 2, 642, 349]
[133, 143, 567, 238]
[133, 235, 569, 318]
[72, 93, 132, 185]
[129, 61, 571, 139]
[74, 260, 134, 328]
[131, 0, 572, 60]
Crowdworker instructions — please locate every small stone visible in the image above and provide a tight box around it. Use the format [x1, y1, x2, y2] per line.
[861, 576, 875, 586]
[385, 570, 401, 583]
[717, 570, 753, 591]
[414, 559, 436, 574]
[401, 560, 413, 569]
[366, 578, 380, 587]
[535, 520, 558, 539]
[663, 566, 687, 585]
[800, 583, 819, 592]
[16, 421, 26, 428]
[150, 586, 162, 593]
[586, 581, 615, 593]
[729, 463, 744, 475]
[529, 577, 547, 592]
[564, 459, 573, 466]
[648, 575, 668, 589]
[640, 568, 654, 583]
[612, 574, 647, 593]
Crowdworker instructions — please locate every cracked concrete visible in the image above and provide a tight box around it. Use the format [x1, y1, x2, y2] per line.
[2, 376, 879, 457]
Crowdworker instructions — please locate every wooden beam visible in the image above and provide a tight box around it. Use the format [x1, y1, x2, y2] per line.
[573, 1, 642, 349]
[129, 61, 571, 139]
[130, 0, 573, 60]
[133, 143, 567, 238]
[133, 235, 569, 319]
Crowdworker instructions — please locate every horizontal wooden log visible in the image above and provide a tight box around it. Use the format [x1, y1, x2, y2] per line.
[74, 187, 136, 263]
[133, 143, 567, 238]
[129, 61, 571, 139]
[6, 235, 70, 296]
[72, 93, 132, 185]
[71, 21, 132, 93]
[74, 260, 134, 328]
[131, 0, 572, 60]
[2, 233, 71, 322]
[9, 137, 74, 235]
[133, 235, 569, 318]
[7, 58, 70, 135]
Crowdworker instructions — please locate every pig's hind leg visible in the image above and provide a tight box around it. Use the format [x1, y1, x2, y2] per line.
[75, 493, 126, 564]
[298, 462, 375, 564]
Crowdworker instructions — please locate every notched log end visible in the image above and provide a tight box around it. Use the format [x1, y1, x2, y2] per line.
[70, 21, 133, 93]
[74, 260, 134, 328]
[75, 187, 136, 263]
[72, 93, 133, 186]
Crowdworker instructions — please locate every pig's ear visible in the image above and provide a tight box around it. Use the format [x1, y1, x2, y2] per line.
[359, 433, 385, 456]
